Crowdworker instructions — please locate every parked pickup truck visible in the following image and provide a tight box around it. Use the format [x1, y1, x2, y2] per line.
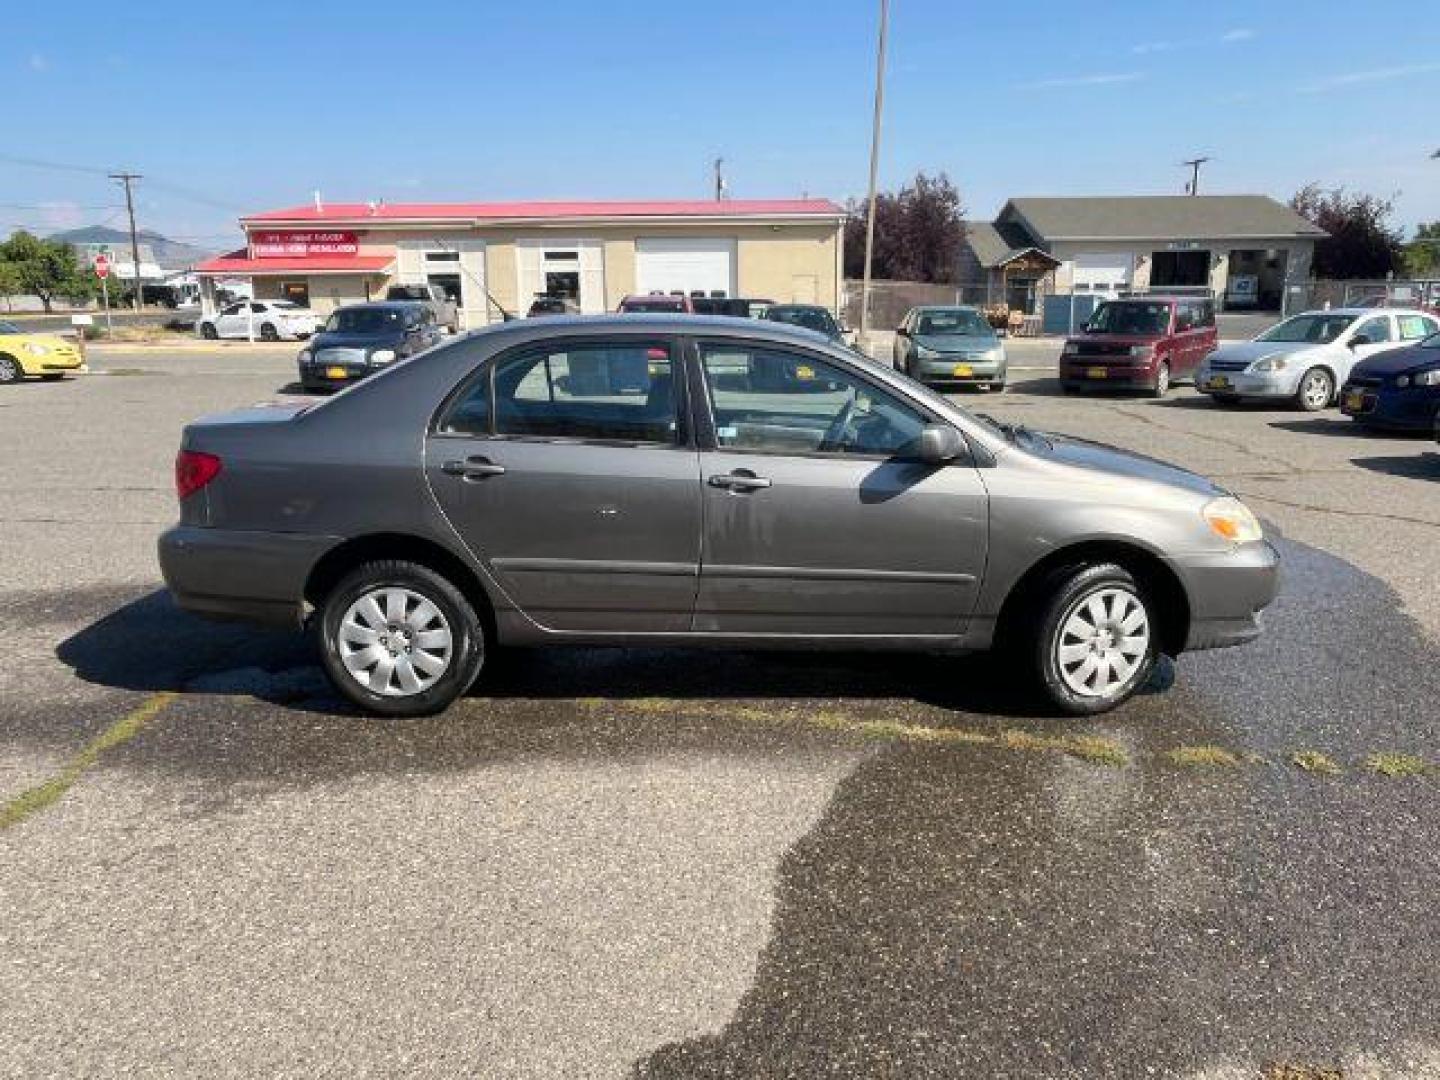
[385, 283, 459, 333]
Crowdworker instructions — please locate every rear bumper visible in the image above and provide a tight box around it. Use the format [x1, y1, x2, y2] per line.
[1173, 540, 1280, 652]
[158, 525, 340, 627]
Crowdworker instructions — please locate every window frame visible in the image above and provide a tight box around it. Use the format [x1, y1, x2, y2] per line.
[689, 336, 962, 464]
[431, 334, 691, 450]
[1354, 315, 1394, 343]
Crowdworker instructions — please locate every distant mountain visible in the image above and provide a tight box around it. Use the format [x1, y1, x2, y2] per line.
[48, 225, 218, 273]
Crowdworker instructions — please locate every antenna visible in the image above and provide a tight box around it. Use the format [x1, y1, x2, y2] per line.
[1180, 157, 1211, 195]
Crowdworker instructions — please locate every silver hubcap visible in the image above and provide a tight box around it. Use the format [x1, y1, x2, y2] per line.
[1302, 372, 1329, 408]
[337, 587, 453, 697]
[1156, 365, 1169, 393]
[1056, 587, 1150, 699]
[0, 357, 17, 381]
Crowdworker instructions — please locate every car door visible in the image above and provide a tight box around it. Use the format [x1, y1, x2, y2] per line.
[214, 302, 246, 338]
[1170, 302, 1197, 376]
[424, 335, 702, 633]
[692, 338, 989, 638]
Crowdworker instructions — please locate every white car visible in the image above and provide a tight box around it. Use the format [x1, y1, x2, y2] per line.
[1195, 307, 1440, 411]
[198, 300, 322, 342]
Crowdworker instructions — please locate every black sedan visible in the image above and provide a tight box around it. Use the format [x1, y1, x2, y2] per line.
[298, 302, 443, 392]
[1340, 334, 1440, 431]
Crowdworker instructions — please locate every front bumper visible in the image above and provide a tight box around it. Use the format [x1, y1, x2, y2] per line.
[1195, 366, 1297, 399]
[1173, 539, 1280, 652]
[1059, 359, 1157, 389]
[1339, 384, 1440, 431]
[159, 525, 340, 627]
[912, 356, 1005, 384]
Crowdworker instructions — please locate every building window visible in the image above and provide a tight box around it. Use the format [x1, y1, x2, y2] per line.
[281, 281, 310, 307]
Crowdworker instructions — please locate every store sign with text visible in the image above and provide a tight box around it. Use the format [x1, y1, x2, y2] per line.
[250, 231, 359, 258]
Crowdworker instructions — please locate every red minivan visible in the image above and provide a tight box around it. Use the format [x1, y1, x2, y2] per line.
[1059, 296, 1217, 397]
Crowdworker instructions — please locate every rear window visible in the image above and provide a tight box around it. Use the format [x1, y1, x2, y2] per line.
[765, 307, 838, 335]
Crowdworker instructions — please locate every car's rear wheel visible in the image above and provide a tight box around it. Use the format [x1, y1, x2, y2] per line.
[1149, 361, 1171, 398]
[260, 322, 280, 342]
[1027, 563, 1159, 715]
[200, 322, 218, 339]
[1295, 367, 1333, 412]
[317, 560, 484, 718]
[0, 355, 22, 383]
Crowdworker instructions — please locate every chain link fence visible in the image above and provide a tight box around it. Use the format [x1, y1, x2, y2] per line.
[1280, 279, 1440, 316]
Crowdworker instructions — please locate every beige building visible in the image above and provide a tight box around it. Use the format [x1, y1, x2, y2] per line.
[959, 195, 1326, 312]
[196, 198, 845, 325]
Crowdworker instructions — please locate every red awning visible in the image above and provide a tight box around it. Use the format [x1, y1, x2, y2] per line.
[195, 249, 394, 275]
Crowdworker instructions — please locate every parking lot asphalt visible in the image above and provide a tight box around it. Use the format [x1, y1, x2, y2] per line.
[3, 342, 1440, 1077]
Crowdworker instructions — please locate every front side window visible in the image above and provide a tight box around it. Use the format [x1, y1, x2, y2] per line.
[1355, 316, 1393, 343]
[699, 344, 926, 457]
[464, 341, 680, 444]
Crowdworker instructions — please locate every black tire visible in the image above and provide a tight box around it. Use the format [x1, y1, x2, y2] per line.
[991, 379, 1007, 394]
[0, 354, 21, 384]
[40, 373, 65, 382]
[1020, 562, 1160, 716]
[200, 322, 218, 340]
[1060, 382, 1078, 395]
[317, 559, 485, 718]
[1294, 366, 1333, 412]
[1148, 361, 1171, 398]
[260, 322, 280, 342]
[1212, 392, 1242, 405]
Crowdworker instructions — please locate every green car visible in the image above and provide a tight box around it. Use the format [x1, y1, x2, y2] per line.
[893, 305, 1007, 391]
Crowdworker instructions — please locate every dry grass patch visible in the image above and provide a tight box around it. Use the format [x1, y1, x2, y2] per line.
[1364, 752, 1430, 778]
[1165, 745, 1247, 769]
[999, 729, 1129, 768]
[1260, 1063, 1343, 1080]
[1292, 750, 1343, 776]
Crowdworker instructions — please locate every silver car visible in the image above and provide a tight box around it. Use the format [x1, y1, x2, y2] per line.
[1196, 308, 1440, 410]
[893, 306, 1007, 391]
[160, 315, 1278, 718]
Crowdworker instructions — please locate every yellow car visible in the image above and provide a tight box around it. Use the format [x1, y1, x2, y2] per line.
[0, 319, 86, 383]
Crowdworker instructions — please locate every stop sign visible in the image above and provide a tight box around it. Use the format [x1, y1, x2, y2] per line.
[94, 253, 111, 279]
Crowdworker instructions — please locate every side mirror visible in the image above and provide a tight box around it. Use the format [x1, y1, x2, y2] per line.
[917, 424, 964, 466]
[1349, 334, 1371, 348]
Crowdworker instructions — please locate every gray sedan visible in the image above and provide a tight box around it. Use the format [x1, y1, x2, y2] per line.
[160, 316, 1278, 718]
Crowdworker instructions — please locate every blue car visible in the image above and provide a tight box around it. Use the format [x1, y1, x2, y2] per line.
[1340, 334, 1440, 431]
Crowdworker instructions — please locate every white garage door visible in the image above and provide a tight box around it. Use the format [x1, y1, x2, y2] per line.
[635, 237, 737, 297]
[1071, 252, 1134, 295]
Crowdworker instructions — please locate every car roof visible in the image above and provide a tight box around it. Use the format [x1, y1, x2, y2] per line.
[336, 300, 425, 312]
[1290, 307, 1430, 317]
[472, 312, 824, 343]
[768, 303, 827, 311]
[914, 304, 982, 313]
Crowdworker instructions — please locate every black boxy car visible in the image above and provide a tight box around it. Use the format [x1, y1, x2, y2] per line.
[297, 302, 442, 392]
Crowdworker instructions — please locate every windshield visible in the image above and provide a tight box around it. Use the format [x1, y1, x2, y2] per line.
[916, 309, 991, 336]
[0, 321, 19, 334]
[1086, 302, 1171, 336]
[766, 306, 837, 334]
[1255, 314, 1354, 344]
[325, 307, 408, 334]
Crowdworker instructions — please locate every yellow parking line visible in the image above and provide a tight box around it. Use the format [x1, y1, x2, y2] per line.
[0, 691, 177, 831]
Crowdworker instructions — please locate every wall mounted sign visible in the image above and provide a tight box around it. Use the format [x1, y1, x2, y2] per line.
[250, 231, 359, 258]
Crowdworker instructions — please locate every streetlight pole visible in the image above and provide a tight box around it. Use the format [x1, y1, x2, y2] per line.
[858, 0, 889, 347]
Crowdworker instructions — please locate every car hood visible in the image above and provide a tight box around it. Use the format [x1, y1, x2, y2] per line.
[1022, 429, 1221, 497]
[309, 330, 407, 349]
[1067, 332, 1164, 346]
[915, 334, 1000, 352]
[1351, 343, 1439, 376]
[1209, 340, 1322, 363]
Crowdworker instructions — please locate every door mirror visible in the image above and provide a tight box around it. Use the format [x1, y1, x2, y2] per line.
[1349, 334, 1372, 349]
[916, 423, 964, 465]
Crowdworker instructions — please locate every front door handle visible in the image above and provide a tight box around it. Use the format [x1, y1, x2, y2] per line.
[442, 456, 507, 480]
[708, 471, 772, 492]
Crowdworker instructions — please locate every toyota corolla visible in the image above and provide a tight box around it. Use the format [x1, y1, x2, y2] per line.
[160, 316, 1278, 718]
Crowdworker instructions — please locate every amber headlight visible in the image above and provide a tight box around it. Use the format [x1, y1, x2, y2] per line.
[1203, 496, 1264, 545]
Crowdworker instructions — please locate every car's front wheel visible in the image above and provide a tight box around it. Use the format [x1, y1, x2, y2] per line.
[0, 355, 22, 384]
[1028, 563, 1158, 715]
[1148, 361, 1171, 398]
[318, 560, 485, 718]
[260, 322, 280, 342]
[199, 322, 218, 340]
[1295, 367, 1333, 412]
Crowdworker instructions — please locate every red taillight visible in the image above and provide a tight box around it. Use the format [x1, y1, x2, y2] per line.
[175, 450, 222, 500]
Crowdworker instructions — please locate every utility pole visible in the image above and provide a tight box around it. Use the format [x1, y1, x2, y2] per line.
[109, 171, 144, 310]
[859, 0, 889, 344]
[1181, 157, 1210, 196]
[713, 157, 726, 201]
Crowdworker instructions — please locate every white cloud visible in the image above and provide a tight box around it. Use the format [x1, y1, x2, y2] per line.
[1020, 72, 1143, 90]
[28, 52, 47, 71]
[1131, 41, 1173, 55]
[1221, 28, 1256, 43]
[1301, 62, 1440, 93]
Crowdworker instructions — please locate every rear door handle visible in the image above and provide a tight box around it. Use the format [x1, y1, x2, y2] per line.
[708, 471, 772, 492]
[442, 456, 507, 480]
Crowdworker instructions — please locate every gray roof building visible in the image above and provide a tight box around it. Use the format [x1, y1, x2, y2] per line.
[1002, 195, 1325, 244]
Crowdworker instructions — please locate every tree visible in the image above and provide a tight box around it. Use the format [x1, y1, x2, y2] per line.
[0, 260, 20, 312]
[1403, 221, 1440, 278]
[844, 172, 966, 283]
[0, 231, 96, 312]
[1289, 184, 1404, 280]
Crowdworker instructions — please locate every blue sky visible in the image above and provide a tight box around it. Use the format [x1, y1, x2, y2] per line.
[6, 0, 1440, 249]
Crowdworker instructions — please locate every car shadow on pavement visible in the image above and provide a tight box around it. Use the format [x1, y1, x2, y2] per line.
[1269, 417, 1373, 437]
[1350, 451, 1440, 479]
[53, 588, 1100, 723]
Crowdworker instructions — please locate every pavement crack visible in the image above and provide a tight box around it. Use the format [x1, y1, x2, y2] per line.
[1106, 404, 1298, 475]
[1236, 489, 1440, 530]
